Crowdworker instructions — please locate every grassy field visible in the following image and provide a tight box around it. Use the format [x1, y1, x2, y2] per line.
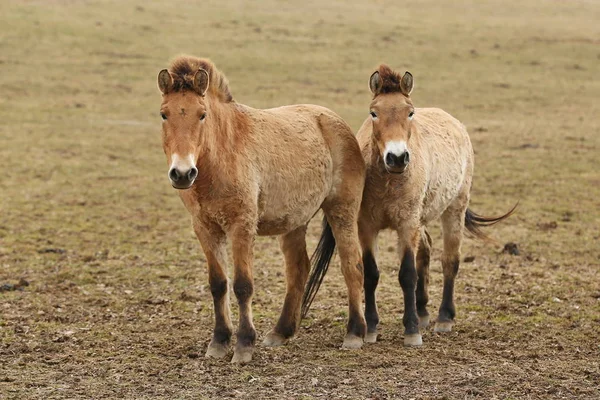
[1, 0, 599, 398]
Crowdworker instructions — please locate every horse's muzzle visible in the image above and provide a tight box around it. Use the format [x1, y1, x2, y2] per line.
[384, 151, 410, 173]
[168, 166, 198, 189]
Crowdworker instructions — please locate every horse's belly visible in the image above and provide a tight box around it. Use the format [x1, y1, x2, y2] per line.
[421, 190, 456, 224]
[256, 213, 311, 236]
[256, 162, 333, 236]
[421, 167, 466, 224]
[256, 193, 326, 236]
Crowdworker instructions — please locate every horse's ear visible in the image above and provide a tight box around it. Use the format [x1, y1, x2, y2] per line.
[369, 71, 382, 95]
[400, 71, 414, 96]
[158, 69, 173, 94]
[194, 69, 209, 96]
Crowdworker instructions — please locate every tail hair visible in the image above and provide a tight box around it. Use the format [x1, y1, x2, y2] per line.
[465, 202, 518, 241]
[301, 218, 336, 319]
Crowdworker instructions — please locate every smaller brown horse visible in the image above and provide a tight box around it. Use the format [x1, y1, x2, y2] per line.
[302, 64, 515, 346]
[157, 56, 367, 363]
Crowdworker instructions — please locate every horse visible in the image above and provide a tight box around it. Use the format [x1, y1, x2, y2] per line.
[302, 64, 515, 347]
[156, 56, 367, 363]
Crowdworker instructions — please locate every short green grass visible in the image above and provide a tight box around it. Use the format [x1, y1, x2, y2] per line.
[1, 0, 599, 399]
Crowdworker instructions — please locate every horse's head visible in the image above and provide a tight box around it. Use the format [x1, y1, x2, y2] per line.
[157, 67, 210, 189]
[368, 65, 415, 174]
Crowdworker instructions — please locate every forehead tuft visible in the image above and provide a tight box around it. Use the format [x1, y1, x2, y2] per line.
[376, 65, 405, 95]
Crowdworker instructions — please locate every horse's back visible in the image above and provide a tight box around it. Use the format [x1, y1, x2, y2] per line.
[416, 107, 472, 170]
[416, 108, 470, 146]
[257, 104, 363, 184]
[263, 104, 357, 144]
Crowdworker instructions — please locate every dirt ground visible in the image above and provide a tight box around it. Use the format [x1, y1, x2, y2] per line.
[1, 0, 599, 399]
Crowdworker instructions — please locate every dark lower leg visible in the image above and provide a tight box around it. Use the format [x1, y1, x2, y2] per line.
[273, 229, 310, 338]
[209, 274, 233, 345]
[233, 275, 256, 348]
[438, 258, 459, 322]
[415, 234, 431, 320]
[363, 250, 379, 334]
[437, 207, 465, 329]
[399, 248, 419, 336]
[336, 234, 366, 339]
[273, 288, 306, 338]
[231, 231, 257, 355]
[346, 299, 366, 338]
[339, 247, 366, 339]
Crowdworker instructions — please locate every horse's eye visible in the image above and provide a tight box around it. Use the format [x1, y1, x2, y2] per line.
[408, 111, 414, 119]
[370, 111, 377, 119]
[160, 113, 167, 121]
[200, 113, 207, 121]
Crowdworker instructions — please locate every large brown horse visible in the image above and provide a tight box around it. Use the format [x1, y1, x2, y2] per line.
[157, 56, 366, 363]
[302, 64, 515, 346]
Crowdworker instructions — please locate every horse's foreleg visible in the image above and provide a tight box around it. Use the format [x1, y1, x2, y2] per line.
[264, 225, 310, 347]
[194, 221, 232, 359]
[435, 207, 465, 333]
[416, 228, 433, 329]
[359, 220, 380, 343]
[397, 225, 422, 346]
[230, 224, 257, 364]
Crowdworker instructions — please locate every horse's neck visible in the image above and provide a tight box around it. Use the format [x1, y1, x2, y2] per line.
[197, 100, 247, 182]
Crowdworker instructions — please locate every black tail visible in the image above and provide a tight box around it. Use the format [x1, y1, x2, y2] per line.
[301, 218, 336, 319]
[464, 202, 518, 241]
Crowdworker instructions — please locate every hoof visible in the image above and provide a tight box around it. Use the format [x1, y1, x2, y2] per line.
[262, 330, 287, 347]
[419, 315, 430, 329]
[231, 346, 254, 364]
[434, 320, 454, 333]
[404, 333, 423, 347]
[205, 340, 229, 359]
[364, 332, 378, 344]
[342, 333, 363, 349]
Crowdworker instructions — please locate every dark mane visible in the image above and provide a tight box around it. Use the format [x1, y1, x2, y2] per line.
[376, 64, 404, 95]
[168, 56, 233, 102]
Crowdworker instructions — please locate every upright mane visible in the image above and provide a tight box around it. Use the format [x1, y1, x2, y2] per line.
[168, 56, 233, 102]
[375, 64, 404, 95]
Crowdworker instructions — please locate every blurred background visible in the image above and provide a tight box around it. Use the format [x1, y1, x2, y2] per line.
[1, 1, 599, 398]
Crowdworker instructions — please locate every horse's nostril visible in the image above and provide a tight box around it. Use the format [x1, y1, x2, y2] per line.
[402, 151, 410, 165]
[188, 167, 198, 181]
[169, 168, 180, 182]
[385, 153, 395, 166]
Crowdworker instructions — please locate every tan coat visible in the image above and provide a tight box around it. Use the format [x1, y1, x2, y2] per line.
[357, 107, 473, 235]
[158, 56, 366, 363]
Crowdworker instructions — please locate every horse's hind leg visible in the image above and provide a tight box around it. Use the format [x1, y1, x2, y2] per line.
[319, 111, 366, 348]
[435, 203, 467, 333]
[359, 221, 380, 343]
[323, 205, 367, 349]
[263, 225, 310, 347]
[416, 228, 432, 329]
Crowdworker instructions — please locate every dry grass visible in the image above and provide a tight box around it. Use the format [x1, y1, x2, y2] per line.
[1, 0, 599, 399]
